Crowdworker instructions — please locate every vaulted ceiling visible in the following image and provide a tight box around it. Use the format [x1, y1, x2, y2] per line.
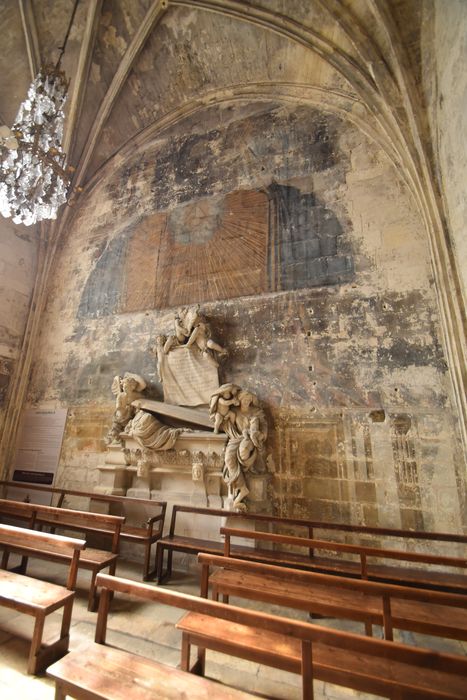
[1, 0, 426, 207]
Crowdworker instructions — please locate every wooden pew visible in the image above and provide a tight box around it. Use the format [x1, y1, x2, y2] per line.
[48, 572, 467, 699]
[0, 498, 124, 610]
[0, 480, 166, 580]
[0, 524, 84, 674]
[153, 504, 467, 585]
[220, 527, 467, 594]
[199, 553, 467, 642]
[48, 573, 271, 700]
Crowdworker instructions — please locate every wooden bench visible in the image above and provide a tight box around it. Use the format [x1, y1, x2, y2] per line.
[49, 572, 467, 700]
[0, 524, 84, 674]
[199, 553, 467, 643]
[177, 610, 467, 699]
[0, 498, 124, 610]
[221, 527, 467, 594]
[47, 572, 275, 700]
[154, 504, 467, 585]
[0, 480, 166, 580]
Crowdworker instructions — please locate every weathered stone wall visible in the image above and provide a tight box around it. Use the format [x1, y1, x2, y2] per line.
[0, 218, 37, 454]
[421, 0, 467, 304]
[25, 100, 466, 534]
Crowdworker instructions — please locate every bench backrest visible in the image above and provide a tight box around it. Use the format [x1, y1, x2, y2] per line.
[0, 523, 85, 588]
[221, 527, 467, 574]
[166, 503, 467, 547]
[198, 553, 467, 641]
[3, 483, 464, 547]
[0, 481, 166, 534]
[0, 498, 125, 553]
[95, 572, 467, 699]
[0, 479, 165, 508]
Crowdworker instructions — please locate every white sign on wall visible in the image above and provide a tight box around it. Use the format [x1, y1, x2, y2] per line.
[8, 408, 68, 504]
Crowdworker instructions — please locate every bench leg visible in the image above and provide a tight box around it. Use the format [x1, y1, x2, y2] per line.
[301, 640, 314, 700]
[192, 647, 206, 676]
[19, 554, 29, 574]
[54, 682, 67, 700]
[365, 622, 373, 637]
[88, 570, 98, 612]
[221, 593, 229, 604]
[166, 549, 173, 580]
[155, 544, 165, 584]
[143, 541, 152, 581]
[182, 634, 206, 677]
[28, 602, 72, 675]
[1, 548, 10, 569]
[181, 633, 190, 671]
[28, 614, 45, 674]
[60, 597, 74, 639]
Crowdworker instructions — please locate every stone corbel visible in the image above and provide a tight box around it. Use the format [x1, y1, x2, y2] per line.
[191, 460, 204, 482]
[136, 449, 154, 478]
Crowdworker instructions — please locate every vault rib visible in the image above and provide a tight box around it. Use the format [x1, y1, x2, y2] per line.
[72, 0, 169, 189]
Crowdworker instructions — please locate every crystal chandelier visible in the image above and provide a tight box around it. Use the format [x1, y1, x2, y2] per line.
[0, 69, 69, 226]
[0, 1, 80, 227]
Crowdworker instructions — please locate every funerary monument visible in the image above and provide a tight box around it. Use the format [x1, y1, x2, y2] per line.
[95, 305, 270, 513]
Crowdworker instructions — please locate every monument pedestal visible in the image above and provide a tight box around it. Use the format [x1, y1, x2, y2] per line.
[95, 430, 228, 507]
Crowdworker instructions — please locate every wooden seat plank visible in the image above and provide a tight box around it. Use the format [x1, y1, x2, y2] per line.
[177, 612, 467, 699]
[48, 643, 259, 700]
[0, 569, 73, 613]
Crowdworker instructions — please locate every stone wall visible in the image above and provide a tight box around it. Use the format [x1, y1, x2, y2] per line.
[23, 100, 466, 535]
[422, 0, 467, 304]
[0, 218, 37, 450]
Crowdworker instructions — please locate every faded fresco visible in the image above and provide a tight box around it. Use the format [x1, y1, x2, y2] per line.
[27, 102, 466, 534]
[78, 108, 353, 316]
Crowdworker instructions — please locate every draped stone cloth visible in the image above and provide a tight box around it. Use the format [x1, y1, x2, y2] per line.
[126, 409, 182, 450]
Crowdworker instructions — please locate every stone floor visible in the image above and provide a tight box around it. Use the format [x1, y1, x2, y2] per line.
[1, 557, 466, 699]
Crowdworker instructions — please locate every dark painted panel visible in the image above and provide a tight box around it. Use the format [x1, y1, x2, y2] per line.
[78, 233, 129, 319]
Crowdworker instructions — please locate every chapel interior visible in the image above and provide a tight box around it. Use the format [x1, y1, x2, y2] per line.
[0, 1, 466, 699]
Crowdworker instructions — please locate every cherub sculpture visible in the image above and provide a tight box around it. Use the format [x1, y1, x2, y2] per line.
[164, 305, 227, 366]
[209, 383, 240, 433]
[106, 372, 146, 445]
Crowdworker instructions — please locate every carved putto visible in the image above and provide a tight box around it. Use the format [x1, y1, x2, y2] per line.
[163, 304, 227, 366]
[209, 383, 240, 433]
[106, 372, 146, 446]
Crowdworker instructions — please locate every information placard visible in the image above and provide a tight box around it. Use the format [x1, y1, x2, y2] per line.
[8, 408, 68, 504]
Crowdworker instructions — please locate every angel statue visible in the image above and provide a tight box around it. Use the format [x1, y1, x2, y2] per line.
[209, 385, 268, 510]
[163, 305, 227, 367]
[209, 383, 241, 433]
[106, 372, 146, 446]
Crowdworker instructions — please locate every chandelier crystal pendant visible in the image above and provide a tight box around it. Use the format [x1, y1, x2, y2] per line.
[0, 67, 70, 226]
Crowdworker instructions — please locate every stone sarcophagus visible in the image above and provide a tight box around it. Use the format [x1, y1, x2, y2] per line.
[96, 399, 229, 508]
